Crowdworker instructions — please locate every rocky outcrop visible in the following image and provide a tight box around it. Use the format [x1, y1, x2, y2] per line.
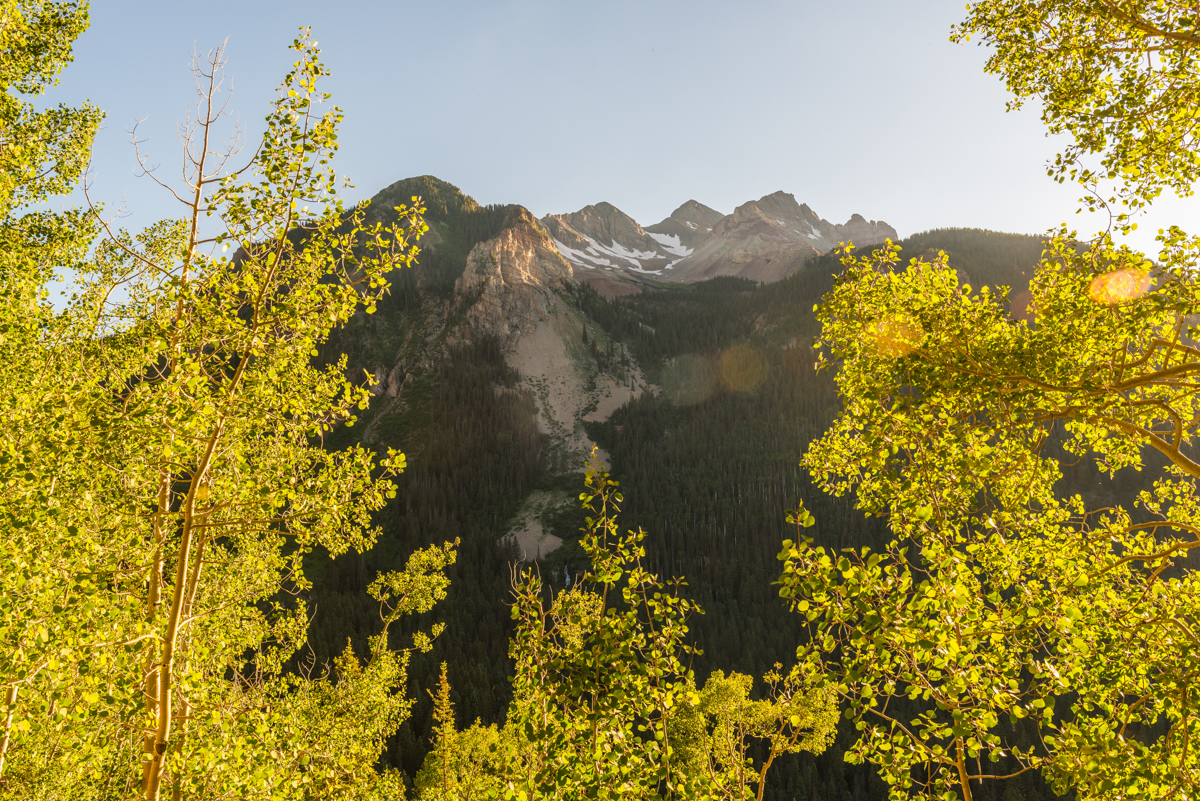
[835, 213, 897, 250]
[454, 207, 574, 347]
[454, 207, 652, 481]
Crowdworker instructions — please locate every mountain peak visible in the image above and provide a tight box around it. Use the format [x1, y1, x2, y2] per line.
[588, 201, 623, 216]
[760, 189, 798, 203]
[367, 175, 479, 223]
[540, 201, 675, 296]
[662, 200, 724, 228]
[644, 200, 722, 255]
[539, 189, 896, 288]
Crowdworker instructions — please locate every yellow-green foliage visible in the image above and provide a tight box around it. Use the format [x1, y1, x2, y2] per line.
[780, 3, 1200, 793]
[955, 0, 1200, 214]
[0, 13, 454, 800]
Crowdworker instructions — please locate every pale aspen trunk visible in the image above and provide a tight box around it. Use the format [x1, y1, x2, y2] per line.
[142, 471, 169, 792]
[145, 521, 209, 800]
[170, 695, 192, 801]
[956, 738, 975, 801]
[144, 519, 192, 801]
[146, 53, 218, 799]
[0, 684, 18, 777]
[145, 448, 216, 801]
[168, 525, 206, 801]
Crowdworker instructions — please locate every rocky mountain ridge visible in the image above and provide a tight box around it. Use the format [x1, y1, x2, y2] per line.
[453, 206, 574, 348]
[541, 190, 896, 295]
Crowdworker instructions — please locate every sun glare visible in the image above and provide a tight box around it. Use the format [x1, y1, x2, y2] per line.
[718, 344, 769, 392]
[1087, 267, 1151, 305]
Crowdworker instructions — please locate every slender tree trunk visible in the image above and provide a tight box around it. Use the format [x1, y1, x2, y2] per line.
[0, 684, 19, 777]
[171, 695, 192, 801]
[143, 471, 169, 792]
[145, 435, 217, 801]
[956, 738, 975, 801]
[168, 526, 207, 801]
[145, 522, 210, 800]
[143, 47, 221, 798]
[144, 524, 191, 801]
[756, 747, 778, 801]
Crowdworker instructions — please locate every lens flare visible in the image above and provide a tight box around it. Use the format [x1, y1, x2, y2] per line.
[865, 316, 924, 357]
[1088, 267, 1151, 305]
[661, 354, 717, 405]
[718, 345, 768, 392]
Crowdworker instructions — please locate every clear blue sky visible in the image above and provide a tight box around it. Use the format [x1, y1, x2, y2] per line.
[50, 0, 1198, 253]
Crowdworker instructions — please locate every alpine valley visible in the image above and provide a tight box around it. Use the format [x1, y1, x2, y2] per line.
[307, 175, 1076, 800]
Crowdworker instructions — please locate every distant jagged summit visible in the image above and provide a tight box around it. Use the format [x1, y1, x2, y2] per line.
[539, 202, 686, 297]
[540, 190, 895, 292]
[645, 200, 725, 252]
[541, 203, 671, 274]
[665, 192, 897, 283]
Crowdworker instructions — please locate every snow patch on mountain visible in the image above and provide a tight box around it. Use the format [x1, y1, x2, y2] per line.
[647, 232, 693, 257]
[552, 238, 614, 269]
[597, 238, 662, 264]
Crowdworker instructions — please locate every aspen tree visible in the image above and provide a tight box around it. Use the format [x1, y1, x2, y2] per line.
[784, 3, 1200, 798]
[1, 18, 456, 800]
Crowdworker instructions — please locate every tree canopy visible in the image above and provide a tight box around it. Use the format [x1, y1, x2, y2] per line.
[782, 1, 1200, 799]
[0, 11, 451, 798]
[954, 0, 1200, 213]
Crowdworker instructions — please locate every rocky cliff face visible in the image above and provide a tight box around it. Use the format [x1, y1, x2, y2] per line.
[452, 206, 651, 498]
[454, 207, 574, 347]
[357, 194, 648, 486]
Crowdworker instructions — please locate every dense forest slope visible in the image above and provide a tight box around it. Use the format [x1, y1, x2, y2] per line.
[308, 176, 1066, 798]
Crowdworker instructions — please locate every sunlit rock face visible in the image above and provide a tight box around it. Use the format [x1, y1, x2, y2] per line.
[453, 207, 574, 347]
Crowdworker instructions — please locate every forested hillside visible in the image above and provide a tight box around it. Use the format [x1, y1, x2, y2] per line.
[310, 208, 1063, 797]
